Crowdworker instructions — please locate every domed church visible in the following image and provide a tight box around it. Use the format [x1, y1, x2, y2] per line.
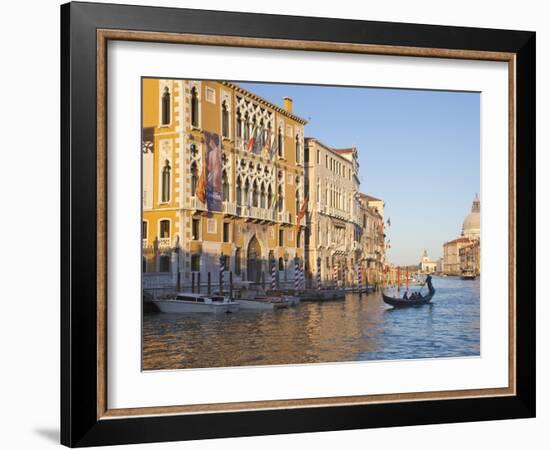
[461, 194, 480, 240]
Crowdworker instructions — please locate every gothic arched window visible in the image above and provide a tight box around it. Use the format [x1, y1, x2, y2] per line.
[222, 170, 229, 202]
[252, 181, 259, 207]
[244, 179, 250, 207]
[191, 87, 199, 127]
[236, 109, 242, 139]
[221, 101, 229, 137]
[259, 119, 265, 147]
[267, 184, 272, 209]
[260, 183, 266, 208]
[236, 176, 242, 206]
[190, 162, 198, 196]
[277, 185, 283, 212]
[161, 160, 171, 203]
[277, 127, 283, 158]
[161, 87, 170, 125]
[243, 113, 249, 141]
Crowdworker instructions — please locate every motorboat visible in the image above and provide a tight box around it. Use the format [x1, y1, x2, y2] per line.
[233, 282, 297, 310]
[460, 270, 477, 280]
[153, 293, 239, 313]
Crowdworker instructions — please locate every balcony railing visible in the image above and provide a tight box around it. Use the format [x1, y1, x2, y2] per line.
[222, 201, 237, 215]
[278, 211, 291, 224]
[158, 237, 172, 248]
[185, 196, 207, 211]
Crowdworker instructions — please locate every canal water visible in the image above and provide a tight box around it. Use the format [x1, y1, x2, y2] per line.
[142, 276, 480, 370]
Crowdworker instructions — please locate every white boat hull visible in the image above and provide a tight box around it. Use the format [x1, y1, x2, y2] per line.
[237, 298, 294, 310]
[237, 299, 278, 310]
[153, 299, 239, 314]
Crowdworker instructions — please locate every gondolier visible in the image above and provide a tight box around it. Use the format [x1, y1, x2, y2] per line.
[382, 274, 435, 308]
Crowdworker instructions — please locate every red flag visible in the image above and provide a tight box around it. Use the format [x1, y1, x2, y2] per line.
[196, 163, 207, 204]
[296, 196, 308, 233]
[247, 125, 257, 151]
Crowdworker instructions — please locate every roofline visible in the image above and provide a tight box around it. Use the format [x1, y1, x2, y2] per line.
[305, 137, 357, 163]
[333, 148, 354, 154]
[222, 81, 308, 125]
[443, 237, 474, 245]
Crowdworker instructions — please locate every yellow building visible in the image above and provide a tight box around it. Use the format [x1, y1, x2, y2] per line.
[142, 79, 307, 286]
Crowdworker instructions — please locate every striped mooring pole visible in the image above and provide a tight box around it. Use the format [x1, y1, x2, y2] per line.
[219, 253, 224, 294]
[357, 262, 362, 291]
[300, 261, 305, 290]
[271, 259, 276, 290]
[294, 257, 299, 292]
[317, 257, 321, 291]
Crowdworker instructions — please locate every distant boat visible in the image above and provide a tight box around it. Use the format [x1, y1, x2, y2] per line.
[234, 282, 298, 310]
[153, 293, 239, 313]
[460, 270, 477, 280]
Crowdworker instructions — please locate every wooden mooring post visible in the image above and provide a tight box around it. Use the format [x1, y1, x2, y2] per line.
[207, 272, 211, 295]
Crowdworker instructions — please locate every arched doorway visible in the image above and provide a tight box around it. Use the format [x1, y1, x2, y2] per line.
[247, 235, 262, 283]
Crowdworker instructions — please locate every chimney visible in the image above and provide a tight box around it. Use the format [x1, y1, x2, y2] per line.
[283, 96, 293, 113]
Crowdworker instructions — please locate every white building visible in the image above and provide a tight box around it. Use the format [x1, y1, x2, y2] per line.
[419, 249, 437, 274]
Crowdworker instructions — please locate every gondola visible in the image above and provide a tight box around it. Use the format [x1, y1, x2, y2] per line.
[382, 289, 435, 307]
[382, 275, 436, 308]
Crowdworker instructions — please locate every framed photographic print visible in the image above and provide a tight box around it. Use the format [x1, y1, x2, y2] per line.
[61, 1, 536, 447]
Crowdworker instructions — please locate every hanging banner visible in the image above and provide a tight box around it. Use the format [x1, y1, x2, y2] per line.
[204, 131, 222, 211]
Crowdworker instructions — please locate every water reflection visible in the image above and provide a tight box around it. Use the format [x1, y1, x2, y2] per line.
[142, 276, 480, 370]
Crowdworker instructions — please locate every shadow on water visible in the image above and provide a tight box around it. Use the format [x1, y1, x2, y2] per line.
[143, 276, 480, 370]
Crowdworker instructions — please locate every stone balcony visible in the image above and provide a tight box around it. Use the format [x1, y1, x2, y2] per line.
[316, 203, 350, 221]
[278, 211, 292, 225]
[158, 237, 172, 248]
[222, 201, 237, 216]
[185, 196, 207, 212]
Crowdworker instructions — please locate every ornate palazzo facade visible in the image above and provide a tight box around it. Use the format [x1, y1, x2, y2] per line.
[142, 79, 307, 285]
[304, 139, 386, 286]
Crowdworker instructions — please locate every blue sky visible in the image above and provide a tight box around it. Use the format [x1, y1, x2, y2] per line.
[240, 81, 480, 266]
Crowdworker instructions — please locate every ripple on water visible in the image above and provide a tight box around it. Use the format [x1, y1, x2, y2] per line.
[143, 276, 480, 370]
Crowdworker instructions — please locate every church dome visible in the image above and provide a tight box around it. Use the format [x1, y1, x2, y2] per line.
[462, 195, 480, 239]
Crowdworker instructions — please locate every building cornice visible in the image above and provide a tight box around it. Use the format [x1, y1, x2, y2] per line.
[304, 137, 357, 164]
[221, 81, 308, 125]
